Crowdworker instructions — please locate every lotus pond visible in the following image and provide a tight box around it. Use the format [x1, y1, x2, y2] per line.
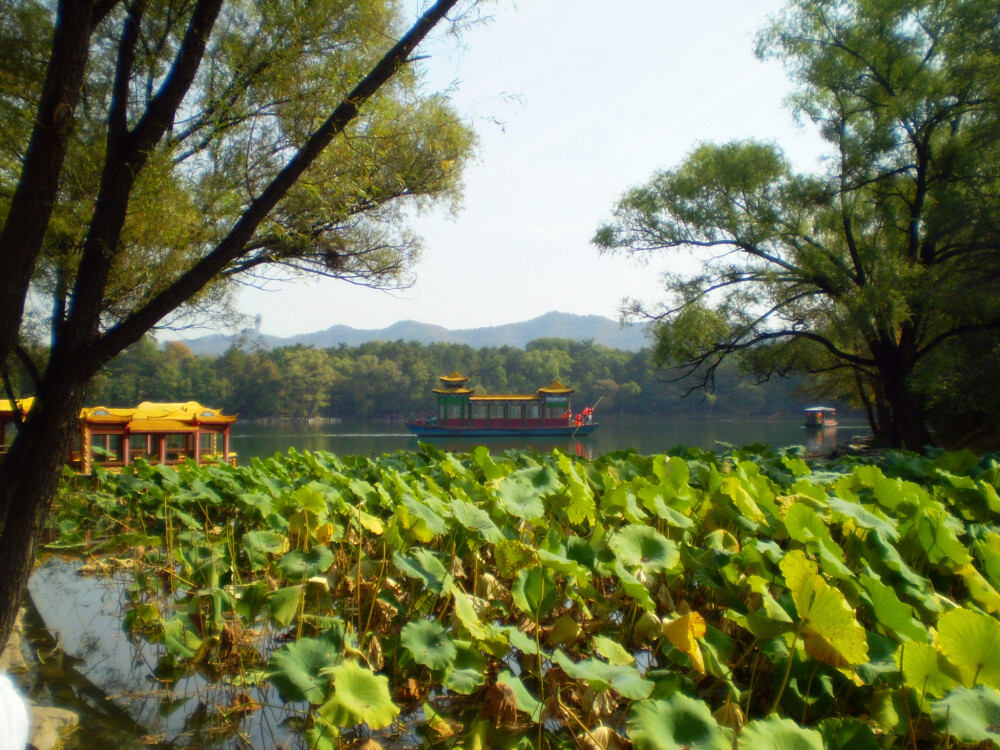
[42, 443, 1000, 749]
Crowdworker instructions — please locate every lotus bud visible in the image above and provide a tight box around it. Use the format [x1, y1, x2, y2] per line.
[713, 699, 744, 732]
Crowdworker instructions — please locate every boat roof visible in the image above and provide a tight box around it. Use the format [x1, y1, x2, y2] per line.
[81, 401, 236, 426]
[438, 371, 469, 383]
[537, 378, 574, 394]
[0, 396, 34, 415]
[804, 406, 837, 412]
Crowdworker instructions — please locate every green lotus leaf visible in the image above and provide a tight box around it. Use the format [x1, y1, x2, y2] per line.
[276, 546, 335, 581]
[242, 530, 287, 568]
[552, 650, 652, 700]
[593, 635, 635, 666]
[814, 717, 879, 750]
[449, 499, 505, 544]
[286, 483, 330, 516]
[739, 716, 823, 749]
[397, 494, 449, 542]
[859, 573, 929, 643]
[498, 670, 542, 721]
[267, 584, 304, 628]
[401, 619, 457, 670]
[537, 548, 592, 582]
[912, 505, 971, 567]
[897, 641, 959, 700]
[495, 476, 545, 521]
[317, 660, 399, 730]
[931, 685, 1000, 747]
[268, 635, 342, 704]
[444, 640, 487, 695]
[557, 453, 596, 525]
[613, 559, 657, 612]
[512, 566, 557, 620]
[937, 608, 1000, 687]
[610, 524, 679, 575]
[392, 548, 452, 595]
[827, 496, 898, 541]
[780, 550, 868, 666]
[627, 693, 729, 750]
[452, 590, 488, 640]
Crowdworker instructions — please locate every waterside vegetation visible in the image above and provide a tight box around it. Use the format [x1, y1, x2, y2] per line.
[46, 442, 1000, 748]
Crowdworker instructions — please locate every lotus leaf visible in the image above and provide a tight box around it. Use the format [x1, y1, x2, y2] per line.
[610, 524, 679, 576]
[401, 619, 457, 670]
[497, 671, 542, 721]
[937, 608, 1000, 687]
[444, 640, 487, 694]
[449, 499, 505, 544]
[267, 585, 303, 627]
[628, 693, 729, 750]
[897, 641, 959, 700]
[268, 635, 343, 704]
[859, 574, 928, 643]
[931, 685, 1000, 747]
[317, 660, 399, 730]
[739, 716, 823, 749]
[958, 564, 1000, 613]
[780, 550, 868, 666]
[593, 635, 635, 666]
[392, 548, 452, 595]
[662, 612, 707, 675]
[452, 590, 488, 640]
[512, 566, 557, 620]
[276, 546, 335, 581]
[553, 650, 653, 700]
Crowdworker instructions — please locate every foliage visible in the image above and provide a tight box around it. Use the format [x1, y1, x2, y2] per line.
[85, 336, 813, 421]
[594, 0, 1000, 449]
[50, 442, 1000, 748]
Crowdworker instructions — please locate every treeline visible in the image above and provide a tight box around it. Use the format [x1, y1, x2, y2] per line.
[77, 336, 812, 421]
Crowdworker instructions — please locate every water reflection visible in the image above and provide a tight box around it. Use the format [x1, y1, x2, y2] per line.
[804, 426, 838, 455]
[28, 558, 299, 748]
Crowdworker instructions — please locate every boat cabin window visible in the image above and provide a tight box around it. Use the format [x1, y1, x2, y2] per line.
[471, 404, 487, 420]
[545, 406, 564, 421]
[489, 404, 504, 420]
[526, 404, 540, 419]
[508, 404, 523, 420]
[446, 403, 462, 420]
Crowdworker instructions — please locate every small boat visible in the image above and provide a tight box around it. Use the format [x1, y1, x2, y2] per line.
[804, 406, 838, 428]
[406, 372, 598, 437]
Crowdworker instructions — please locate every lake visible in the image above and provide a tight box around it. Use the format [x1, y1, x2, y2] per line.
[230, 414, 869, 461]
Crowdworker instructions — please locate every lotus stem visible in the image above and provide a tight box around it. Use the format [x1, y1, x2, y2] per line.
[770, 625, 800, 715]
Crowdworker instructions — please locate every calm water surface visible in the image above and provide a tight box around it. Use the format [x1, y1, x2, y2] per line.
[231, 414, 869, 461]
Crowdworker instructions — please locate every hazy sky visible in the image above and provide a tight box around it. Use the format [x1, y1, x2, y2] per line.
[231, 0, 824, 339]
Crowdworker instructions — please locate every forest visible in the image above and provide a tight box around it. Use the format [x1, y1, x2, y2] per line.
[79, 336, 809, 421]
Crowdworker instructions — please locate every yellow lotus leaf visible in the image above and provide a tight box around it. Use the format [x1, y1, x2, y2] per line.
[780, 550, 869, 666]
[958, 565, 1000, 614]
[662, 611, 707, 674]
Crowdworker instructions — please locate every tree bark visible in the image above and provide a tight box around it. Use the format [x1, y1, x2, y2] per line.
[0, 370, 91, 650]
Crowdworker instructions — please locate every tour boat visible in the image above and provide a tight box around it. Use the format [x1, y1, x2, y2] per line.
[804, 406, 838, 428]
[1, 399, 238, 471]
[407, 372, 598, 437]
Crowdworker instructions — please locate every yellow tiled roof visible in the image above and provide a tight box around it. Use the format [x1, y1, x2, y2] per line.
[470, 394, 542, 402]
[439, 371, 469, 383]
[537, 378, 574, 394]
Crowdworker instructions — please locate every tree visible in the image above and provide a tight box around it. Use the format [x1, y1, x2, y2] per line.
[0, 0, 480, 652]
[594, 0, 1000, 449]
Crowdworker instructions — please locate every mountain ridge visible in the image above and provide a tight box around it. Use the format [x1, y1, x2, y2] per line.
[172, 311, 651, 356]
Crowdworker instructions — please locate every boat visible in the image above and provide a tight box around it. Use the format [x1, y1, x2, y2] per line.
[1, 399, 238, 471]
[406, 371, 598, 437]
[804, 406, 838, 427]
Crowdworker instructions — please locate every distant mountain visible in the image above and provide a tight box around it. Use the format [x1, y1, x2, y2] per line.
[174, 311, 651, 356]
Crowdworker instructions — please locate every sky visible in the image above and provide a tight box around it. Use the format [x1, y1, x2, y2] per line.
[230, 0, 826, 339]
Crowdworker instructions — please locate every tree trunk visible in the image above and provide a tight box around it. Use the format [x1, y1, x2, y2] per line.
[0, 375, 89, 651]
[875, 355, 932, 450]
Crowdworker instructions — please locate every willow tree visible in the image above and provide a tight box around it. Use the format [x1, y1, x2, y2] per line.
[0, 0, 480, 651]
[595, 0, 1000, 449]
